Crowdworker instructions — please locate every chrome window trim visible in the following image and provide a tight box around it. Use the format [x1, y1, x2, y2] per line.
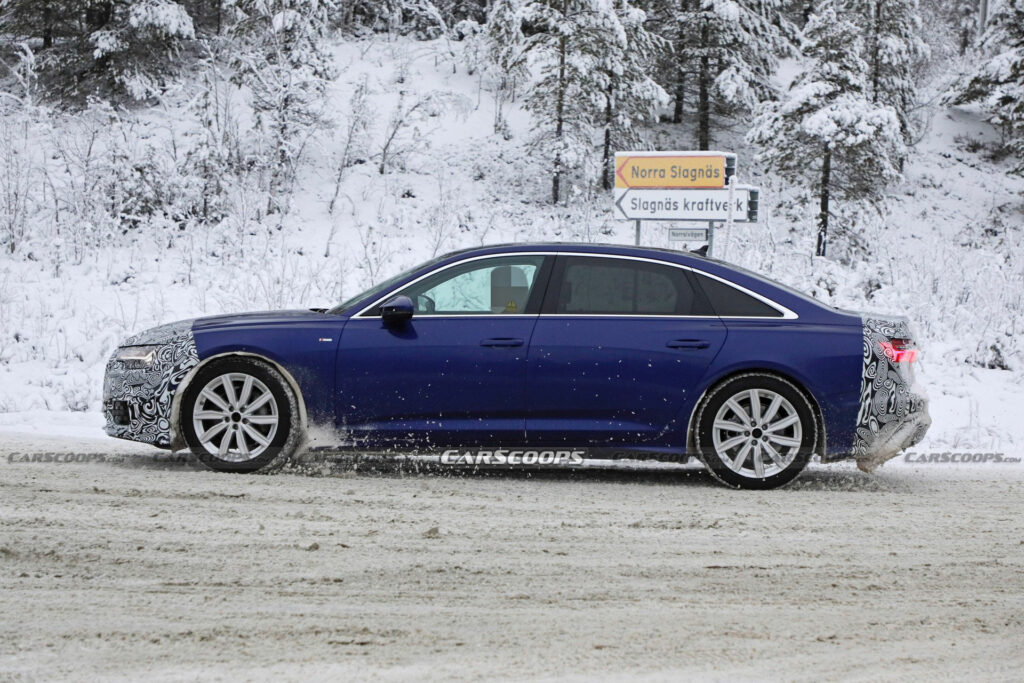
[353, 250, 799, 320]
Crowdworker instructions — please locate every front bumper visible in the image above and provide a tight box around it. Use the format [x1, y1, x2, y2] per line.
[103, 320, 198, 448]
[853, 317, 932, 472]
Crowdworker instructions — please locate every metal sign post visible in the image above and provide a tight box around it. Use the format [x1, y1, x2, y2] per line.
[634, 219, 641, 246]
[707, 222, 715, 257]
[722, 175, 736, 259]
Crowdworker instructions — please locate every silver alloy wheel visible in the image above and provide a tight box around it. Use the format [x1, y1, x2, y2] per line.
[191, 372, 279, 462]
[711, 388, 803, 479]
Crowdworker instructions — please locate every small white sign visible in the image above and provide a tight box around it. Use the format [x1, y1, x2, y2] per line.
[613, 187, 754, 222]
[668, 227, 709, 242]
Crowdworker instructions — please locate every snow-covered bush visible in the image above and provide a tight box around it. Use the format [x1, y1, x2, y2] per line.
[377, 90, 471, 174]
[950, 0, 1024, 174]
[231, 0, 337, 215]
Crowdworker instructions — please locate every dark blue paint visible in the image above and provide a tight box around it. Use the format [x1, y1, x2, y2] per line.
[526, 317, 727, 445]
[187, 244, 866, 458]
[192, 310, 344, 424]
[701, 320, 863, 456]
[336, 316, 538, 446]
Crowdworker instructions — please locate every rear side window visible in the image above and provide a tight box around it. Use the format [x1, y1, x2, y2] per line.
[692, 272, 783, 318]
[550, 256, 701, 315]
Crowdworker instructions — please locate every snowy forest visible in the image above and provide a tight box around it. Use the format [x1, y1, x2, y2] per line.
[0, 0, 1021, 450]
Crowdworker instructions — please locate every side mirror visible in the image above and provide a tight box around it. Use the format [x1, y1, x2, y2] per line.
[381, 295, 414, 327]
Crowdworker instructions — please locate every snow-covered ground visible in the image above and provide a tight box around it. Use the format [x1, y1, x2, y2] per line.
[1, 432, 1023, 681]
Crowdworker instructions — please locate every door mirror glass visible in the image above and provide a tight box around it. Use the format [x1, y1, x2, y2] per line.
[381, 295, 414, 326]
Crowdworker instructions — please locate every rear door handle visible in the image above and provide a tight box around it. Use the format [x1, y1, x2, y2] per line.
[480, 337, 525, 347]
[667, 339, 710, 350]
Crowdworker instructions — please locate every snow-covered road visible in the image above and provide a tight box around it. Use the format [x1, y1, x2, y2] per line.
[1, 432, 1023, 680]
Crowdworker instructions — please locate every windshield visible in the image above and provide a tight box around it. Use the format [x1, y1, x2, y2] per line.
[328, 254, 450, 314]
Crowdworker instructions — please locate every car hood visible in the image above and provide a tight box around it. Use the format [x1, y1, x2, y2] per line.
[190, 309, 339, 332]
[121, 319, 197, 346]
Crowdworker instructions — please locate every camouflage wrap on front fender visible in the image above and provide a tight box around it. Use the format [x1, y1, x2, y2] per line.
[853, 316, 930, 470]
[103, 320, 199, 448]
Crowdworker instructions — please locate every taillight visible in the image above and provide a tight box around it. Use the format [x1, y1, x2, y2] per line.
[880, 339, 919, 363]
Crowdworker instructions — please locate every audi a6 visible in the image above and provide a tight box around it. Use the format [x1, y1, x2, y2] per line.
[103, 243, 930, 488]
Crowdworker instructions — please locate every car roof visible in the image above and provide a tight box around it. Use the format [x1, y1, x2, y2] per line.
[443, 241, 697, 254]
[435, 243, 852, 324]
[441, 242, 708, 264]
[332, 242, 854, 325]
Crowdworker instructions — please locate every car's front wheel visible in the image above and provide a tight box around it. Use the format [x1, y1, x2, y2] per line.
[180, 358, 301, 473]
[694, 373, 817, 489]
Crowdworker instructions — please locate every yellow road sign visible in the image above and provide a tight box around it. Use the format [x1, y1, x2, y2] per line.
[614, 152, 731, 190]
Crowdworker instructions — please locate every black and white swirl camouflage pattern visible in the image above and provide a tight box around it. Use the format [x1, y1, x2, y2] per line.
[853, 316, 929, 465]
[103, 319, 199, 448]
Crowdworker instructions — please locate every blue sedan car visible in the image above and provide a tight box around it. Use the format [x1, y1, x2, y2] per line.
[103, 243, 930, 488]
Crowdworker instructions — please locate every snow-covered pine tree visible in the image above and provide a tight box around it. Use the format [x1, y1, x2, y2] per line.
[487, 0, 529, 94]
[179, 0, 230, 35]
[522, 0, 622, 203]
[231, 0, 337, 214]
[435, 0, 490, 23]
[649, 0, 795, 149]
[951, 0, 979, 54]
[845, 0, 928, 152]
[0, 0, 79, 50]
[747, 4, 903, 257]
[951, 0, 1024, 174]
[790, 0, 814, 27]
[0, 0, 196, 101]
[639, 0, 695, 125]
[479, 0, 528, 136]
[598, 0, 665, 189]
[715, 1, 797, 116]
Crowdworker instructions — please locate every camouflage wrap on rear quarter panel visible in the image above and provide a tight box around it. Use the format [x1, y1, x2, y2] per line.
[853, 316, 930, 471]
[103, 320, 199, 448]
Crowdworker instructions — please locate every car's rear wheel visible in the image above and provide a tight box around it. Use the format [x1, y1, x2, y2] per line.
[180, 358, 301, 473]
[694, 373, 817, 489]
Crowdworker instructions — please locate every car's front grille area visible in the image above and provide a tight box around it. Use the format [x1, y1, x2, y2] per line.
[107, 400, 131, 426]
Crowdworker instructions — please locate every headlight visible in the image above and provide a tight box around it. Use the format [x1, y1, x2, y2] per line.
[114, 345, 161, 368]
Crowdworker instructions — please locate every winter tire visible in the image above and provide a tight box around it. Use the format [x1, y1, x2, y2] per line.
[694, 373, 817, 490]
[180, 358, 301, 473]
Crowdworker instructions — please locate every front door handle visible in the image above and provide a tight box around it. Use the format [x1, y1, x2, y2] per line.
[667, 339, 710, 350]
[480, 337, 525, 347]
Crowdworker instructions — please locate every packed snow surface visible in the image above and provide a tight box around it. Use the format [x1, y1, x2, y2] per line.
[0, 432, 1022, 680]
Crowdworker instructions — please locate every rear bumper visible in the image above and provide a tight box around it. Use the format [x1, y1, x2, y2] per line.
[854, 394, 931, 472]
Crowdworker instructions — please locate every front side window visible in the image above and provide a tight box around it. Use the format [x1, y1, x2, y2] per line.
[550, 256, 703, 316]
[390, 255, 545, 315]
